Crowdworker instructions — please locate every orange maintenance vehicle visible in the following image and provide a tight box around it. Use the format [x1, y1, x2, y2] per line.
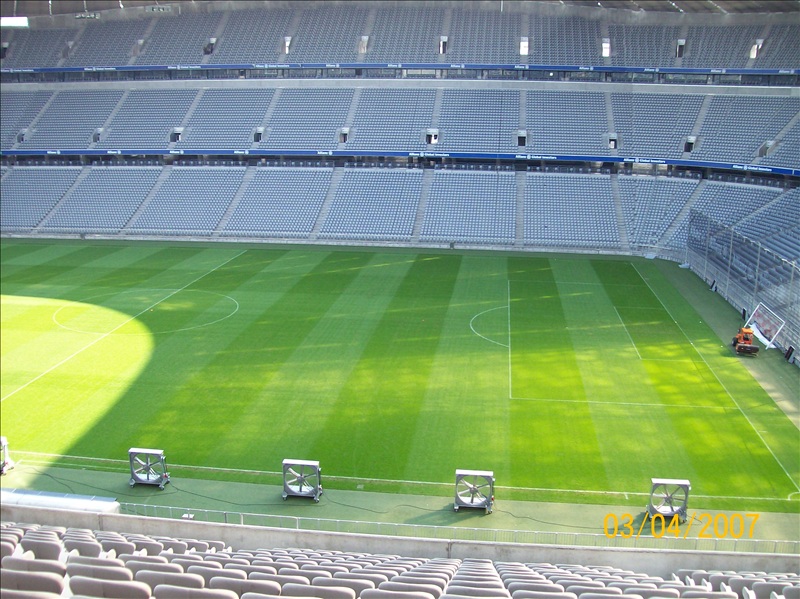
[732, 327, 759, 355]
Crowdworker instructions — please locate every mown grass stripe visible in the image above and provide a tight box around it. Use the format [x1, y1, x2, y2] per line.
[214, 251, 419, 469]
[71, 250, 370, 464]
[404, 254, 512, 484]
[508, 257, 584, 401]
[310, 253, 463, 480]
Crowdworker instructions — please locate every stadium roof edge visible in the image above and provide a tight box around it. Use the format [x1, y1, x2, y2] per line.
[2, 0, 799, 25]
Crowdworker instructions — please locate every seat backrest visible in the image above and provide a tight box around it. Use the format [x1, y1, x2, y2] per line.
[314, 575, 375, 594]
[394, 575, 447, 591]
[753, 581, 795, 599]
[337, 570, 390, 585]
[782, 585, 800, 599]
[508, 582, 566, 594]
[250, 571, 311, 586]
[362, 589, 437, 599]
[624, 587, 680, 598]
[444, 584, 511, 597]
[187, 564, 246, 585]
[19, 538, 63, 561]
[64, 538, 104, 557]
[209, 576, 282, 596]
[152, 584, 239, 598]
[134, 569, 205, 589]
[1, 555, 66, 576]
[0, 568, 65, 594]
[227, 562, 278, 576]
[66, 562, 134, 581]
[380, 580, 445, 598]
[68, 575, 152, 598]
[509, 592, 579, 599]
[126, 559, 183, 575]
[282, 581, 357, 599]
[131, 539, 165, 555]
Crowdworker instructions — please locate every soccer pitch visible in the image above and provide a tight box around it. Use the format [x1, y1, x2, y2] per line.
[1, 240, 798, 514]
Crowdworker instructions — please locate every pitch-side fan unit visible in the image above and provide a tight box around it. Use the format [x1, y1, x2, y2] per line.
[0, 436, 14, 475]
[454, 469, 494, 514]
[282, 459, 322, 502]
[647, 478, 690, 522]
[128, 448, 170, 490]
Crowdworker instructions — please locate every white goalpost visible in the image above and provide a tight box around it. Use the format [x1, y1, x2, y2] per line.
[744, 302, 786, 350]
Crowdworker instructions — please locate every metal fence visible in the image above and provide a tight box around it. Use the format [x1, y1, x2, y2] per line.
[119, 502, 799, 555]
[686, 210, 799, 356]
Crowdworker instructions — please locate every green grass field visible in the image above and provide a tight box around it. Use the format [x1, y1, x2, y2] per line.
[1, 240, 798, 514]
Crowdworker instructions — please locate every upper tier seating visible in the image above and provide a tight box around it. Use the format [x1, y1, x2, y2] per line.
[2, 88, 797, 168]
[174, 89, 274, 150]
[1, 6, 799, 70]
[136, 12, 224, 65]
[692, 96, 800, 164]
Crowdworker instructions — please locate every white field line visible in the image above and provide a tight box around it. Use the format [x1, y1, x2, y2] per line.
[0, 250, 246, 403]
[631, 263, 800, 494]
[13, 451, 793, 502]
[510, 396, 731, 410]
[468, 305, 509, 348]
[507, 279, 513, 400]
[613, 306, 642, 360]
[51, 289, 240, 336]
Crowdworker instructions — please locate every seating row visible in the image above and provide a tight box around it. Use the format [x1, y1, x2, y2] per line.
[2, 522, 798, 599]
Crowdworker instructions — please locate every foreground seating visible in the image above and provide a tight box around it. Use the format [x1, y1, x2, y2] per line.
[1, 521, 799, 599]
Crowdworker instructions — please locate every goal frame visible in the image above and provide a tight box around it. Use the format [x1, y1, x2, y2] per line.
[744, 302, 786, 350]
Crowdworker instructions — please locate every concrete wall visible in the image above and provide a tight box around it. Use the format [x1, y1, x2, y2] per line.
[3, 504, 796, 578]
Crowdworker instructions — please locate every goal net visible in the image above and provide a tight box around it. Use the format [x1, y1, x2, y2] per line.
[744, 303, 786, 350]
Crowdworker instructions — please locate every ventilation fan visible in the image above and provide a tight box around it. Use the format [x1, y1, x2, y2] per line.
[282, 459, 322, 502]
[647, 478, 690, 522]
[0, 436, 14, 475]
[128, 448, 170, 490]
[454, 469, 494, 514]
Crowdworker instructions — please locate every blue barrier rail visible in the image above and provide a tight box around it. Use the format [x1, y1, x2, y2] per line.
[3, 148, 797, 177]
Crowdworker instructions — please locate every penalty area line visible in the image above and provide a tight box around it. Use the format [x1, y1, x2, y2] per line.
[0, 250, 246, 404]
[509, 396, 731, 410]
[632, 263, 800, 494]
[613, 306, 642, 360]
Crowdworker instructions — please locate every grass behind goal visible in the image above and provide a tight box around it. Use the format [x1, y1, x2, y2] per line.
[1, 240, 797, 513]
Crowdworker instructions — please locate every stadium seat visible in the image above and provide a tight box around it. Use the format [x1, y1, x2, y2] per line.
[362, 590, 438, 599]
[380, 580, 446, 597]
[209, 576, 283, 596]
[66, 562, 135, 581]
[68, 575, 152, 598]
[152, 585, 239, 598]
[286, 582, 358, 598]
[134, 569, 206, 590]
[125, 559, 184, 575]
[0, 568, 66, 595]
[314, 575, 376, 594]
[187, 564, 246, 585]
[1, 555, 66, 576]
